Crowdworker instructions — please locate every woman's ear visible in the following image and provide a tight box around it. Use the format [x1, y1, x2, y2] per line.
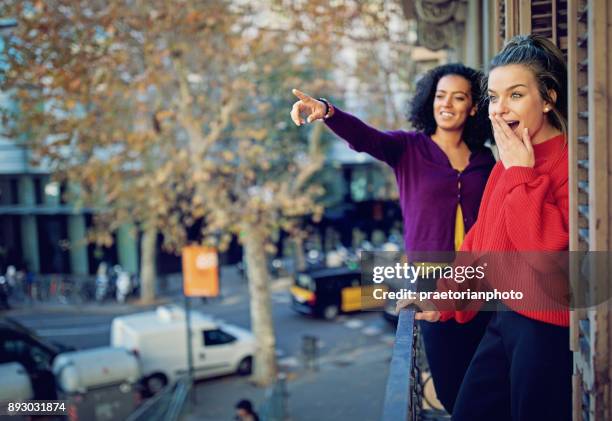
[470, 105, 477, 116]
[545, 89, 558, 112]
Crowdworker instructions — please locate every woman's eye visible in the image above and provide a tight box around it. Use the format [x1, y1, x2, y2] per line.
[455, 97, 466, 102]
[488, 95, 497, 102]
[511, 92, 522, 99]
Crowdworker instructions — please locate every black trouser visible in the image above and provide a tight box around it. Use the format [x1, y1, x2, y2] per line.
[452, 310, 572, 421]
[416, 272, 491, 414]
[419, 311, 491, 413]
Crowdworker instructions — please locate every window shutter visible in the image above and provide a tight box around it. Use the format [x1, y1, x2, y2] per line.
[567, 1, 612, 420]
[568, 2, 592, 418]
[500, 1, 567, 51]
[529, 0, 568, 51]
[494, 0, 506, 51]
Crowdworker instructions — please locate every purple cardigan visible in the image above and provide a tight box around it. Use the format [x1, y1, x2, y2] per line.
[325, 107, 495, 253]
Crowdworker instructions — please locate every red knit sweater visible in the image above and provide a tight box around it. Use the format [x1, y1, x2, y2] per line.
[438, 134, 569, 327]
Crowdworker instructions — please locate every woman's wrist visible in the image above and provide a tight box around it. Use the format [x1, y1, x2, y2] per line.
[317, 98, 335, 119]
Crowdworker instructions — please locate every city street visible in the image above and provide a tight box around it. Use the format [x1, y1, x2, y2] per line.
[4, 266, 397, 420]
[3, 1, 607, 418]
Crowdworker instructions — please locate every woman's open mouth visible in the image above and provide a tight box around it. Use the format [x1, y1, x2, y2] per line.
[505, 120, 520, 131]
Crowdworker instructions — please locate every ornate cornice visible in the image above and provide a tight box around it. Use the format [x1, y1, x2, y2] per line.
[415, 0, 458, 24]
[403, 0, 467, 52]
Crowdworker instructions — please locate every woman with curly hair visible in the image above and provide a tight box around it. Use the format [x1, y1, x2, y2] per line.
[290, 63, 495, 414]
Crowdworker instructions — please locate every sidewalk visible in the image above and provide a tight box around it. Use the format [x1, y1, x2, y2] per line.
[1, 265, 253, 316]
[2, 266, 292, 317]
[185, 343, 392, 421]
[2, 297, 173, 316]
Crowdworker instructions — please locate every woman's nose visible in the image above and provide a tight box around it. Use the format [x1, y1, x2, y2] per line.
[491, 98, 509, 114]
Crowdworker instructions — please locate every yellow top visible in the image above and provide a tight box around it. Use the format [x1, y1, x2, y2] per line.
[455, 204, 465, 251]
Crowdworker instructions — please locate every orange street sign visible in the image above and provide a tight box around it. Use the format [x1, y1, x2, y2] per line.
[182, 246, 219, 297]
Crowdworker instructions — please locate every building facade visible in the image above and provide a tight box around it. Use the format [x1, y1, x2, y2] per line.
[0, 96, 139, 276]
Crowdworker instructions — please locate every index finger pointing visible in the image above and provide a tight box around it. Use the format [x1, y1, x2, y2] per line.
[292, 88, 313, 102]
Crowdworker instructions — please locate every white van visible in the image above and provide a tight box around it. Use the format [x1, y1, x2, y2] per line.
[111, 306, 255, 394]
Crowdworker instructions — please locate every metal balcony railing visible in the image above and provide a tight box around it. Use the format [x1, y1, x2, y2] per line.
[126, 376, 191, 421]
[382, 308, 420, 421]
[382, 306, 451, 421]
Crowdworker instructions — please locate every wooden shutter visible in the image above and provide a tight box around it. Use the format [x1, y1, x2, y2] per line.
[496, 1, 567, 54]
[568, 2, 593, 419]
[567, 1, 612, 420]
[529, 0, 568, 51]
[492, 0, 506, 52]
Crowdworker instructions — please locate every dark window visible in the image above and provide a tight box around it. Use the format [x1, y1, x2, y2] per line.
[0, 177, 18, 205]
[37, 215, 70, 273]
[0, 178, 8, 205]
[202, 329, 235, 346]
[296, 274, 315, 291]
[33, 178, 43, 205]
[0, 215, 22, 271]
[0, 338, 53, 371]
[11, 179, 19, 205]
[59, 182, 68, 205]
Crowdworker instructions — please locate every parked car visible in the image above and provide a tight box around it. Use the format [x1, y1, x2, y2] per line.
[290, 266, 386, 320]
[53, 347, 141, 421]
[111, 306, 256, 395]
[0, 317, 75, 399]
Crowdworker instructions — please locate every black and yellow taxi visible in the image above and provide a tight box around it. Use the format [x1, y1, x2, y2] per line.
[290, 266, 385, 320]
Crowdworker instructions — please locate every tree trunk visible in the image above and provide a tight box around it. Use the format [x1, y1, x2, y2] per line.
[293, 235, 306, 272]
[139, 225, 157, 304]
[243, 224, 278, 386]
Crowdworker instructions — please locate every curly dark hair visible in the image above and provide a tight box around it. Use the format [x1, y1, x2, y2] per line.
[408, 63, 492, 150]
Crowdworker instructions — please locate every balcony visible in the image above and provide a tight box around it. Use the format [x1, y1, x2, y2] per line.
[382, 307, 450, 421]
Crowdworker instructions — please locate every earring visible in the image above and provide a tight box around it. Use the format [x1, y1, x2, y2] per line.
[544, 106, 550, 112]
